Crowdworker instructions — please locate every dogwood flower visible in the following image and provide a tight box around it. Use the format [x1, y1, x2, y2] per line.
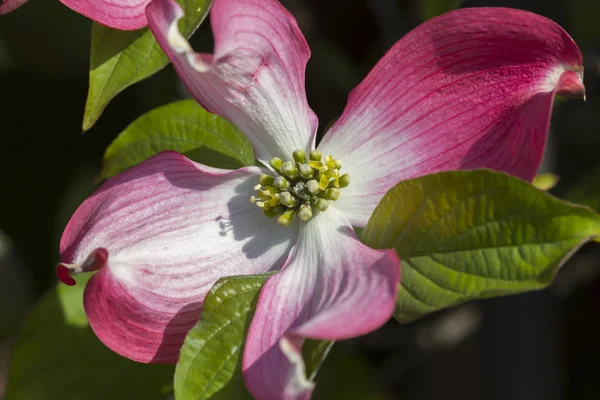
[0, 0, 151, 30]
[57, 0, 584, 398]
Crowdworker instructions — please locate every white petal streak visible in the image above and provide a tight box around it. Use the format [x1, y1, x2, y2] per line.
[243, 209, 400, 400]
[60, 151, 297, 363]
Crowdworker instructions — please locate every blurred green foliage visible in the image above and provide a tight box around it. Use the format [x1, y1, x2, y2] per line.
[6, 275, 174, 400]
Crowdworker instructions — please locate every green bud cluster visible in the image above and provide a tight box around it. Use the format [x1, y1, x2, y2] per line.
[250, 149, 350, 226]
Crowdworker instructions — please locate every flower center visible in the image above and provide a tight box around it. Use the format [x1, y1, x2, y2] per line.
[250, 149, 349, 226]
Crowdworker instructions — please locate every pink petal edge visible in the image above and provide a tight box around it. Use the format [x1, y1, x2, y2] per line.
[146, 0, 318, 164]
[60, 151, 297, 363]
[60, 0, 150, 30]
[318, 7, 584, 227]
[0, 0, 29, 14]
[242, 209, 400, 400]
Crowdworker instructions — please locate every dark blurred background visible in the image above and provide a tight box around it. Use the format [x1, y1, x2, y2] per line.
[1, 0, 599, 399]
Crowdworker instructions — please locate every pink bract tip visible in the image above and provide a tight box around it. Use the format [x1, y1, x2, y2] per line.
[556, 69, 586, 99]
[56, 248, 109, 286]
[56, 264, 76, 286]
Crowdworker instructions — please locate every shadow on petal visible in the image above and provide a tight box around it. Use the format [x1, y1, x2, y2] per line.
[69, 152, 297, 364]
[223, 176, 297, 260]
[460, 93, 555, 181]
[151, 300, 203, 363]
[242, 299, 315, 400]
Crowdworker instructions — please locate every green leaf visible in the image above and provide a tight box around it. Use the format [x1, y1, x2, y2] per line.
[175, 274, 332, 400]
[7, 274, 174, 399]
[420, 0, 464, 21]
[174, 274, 268, 400]
[100, 100, 255, 180]
[361, 169, 600, 323]
[83, 0, 212, 131]
[303, 340, 334, 381]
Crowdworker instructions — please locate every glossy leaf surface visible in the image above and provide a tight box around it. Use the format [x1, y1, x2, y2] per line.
[174, 273, 335, 400]
[362, 170, 600, 322]
[83, 0, 212, 131]
[100, 100, 254, 179]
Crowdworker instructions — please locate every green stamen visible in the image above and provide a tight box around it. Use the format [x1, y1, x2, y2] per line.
[293, 149, 306, 163]
[309, 150, 322, 161]
[264, 205, 285, 218]
[299, 164, 314, 179]
[306, 179, 320, 194]
[281, 161, 298, 177]
[277, 209, 296, 227]
[273, 176, 291, 191]
[297, 205, 313, 221]
[313, 198, 329, 211]
[323, 188, 340, 200]
[279, 192, 296, 207]
[269, 157, 283, 171]
[339, 174, 350, 188]
[252, 149, 348, 225]
[259, 174, 275, 186]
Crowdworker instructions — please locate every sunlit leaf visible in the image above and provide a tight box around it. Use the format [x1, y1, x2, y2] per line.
[362, 169, 600, 322]
[83, 0, 212, 131]
[175, 273, 333, 400]
[100, 100, 254, 180]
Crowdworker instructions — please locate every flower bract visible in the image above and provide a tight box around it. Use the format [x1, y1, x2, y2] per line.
[0, 0, 29, 14]
[0, 0, 152, 30]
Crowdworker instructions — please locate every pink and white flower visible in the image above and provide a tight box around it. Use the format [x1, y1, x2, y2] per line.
[0, 0, 152, 30]
[57, 0, 584, 398]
